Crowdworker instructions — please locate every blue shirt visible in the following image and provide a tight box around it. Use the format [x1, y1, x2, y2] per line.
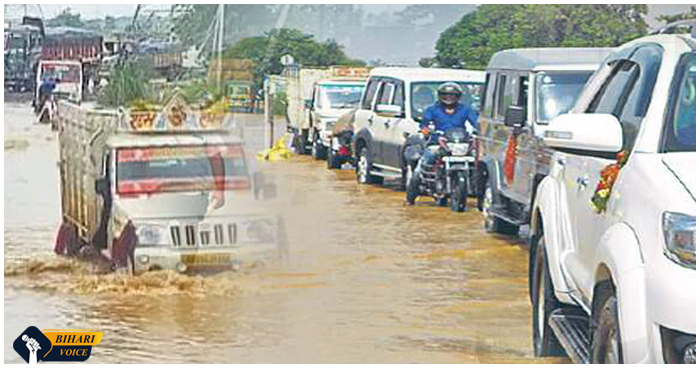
[420, 102, 479, 134]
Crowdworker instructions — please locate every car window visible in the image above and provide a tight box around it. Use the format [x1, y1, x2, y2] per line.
[661, 52, 696, 153]
[361, 77, 380, 110]
[495, 74, 508, 119]
[617, 45, 663, 150]
[480, 73, 491, 115]
[392, 80, 405, 111]
[410, 81, 484, 122]
[536, 71, 593, 123]
[586, 60, 639, 117]
[375, 81, 395, 106]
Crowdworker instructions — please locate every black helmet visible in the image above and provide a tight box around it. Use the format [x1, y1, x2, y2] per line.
[437, 82, 463, 107]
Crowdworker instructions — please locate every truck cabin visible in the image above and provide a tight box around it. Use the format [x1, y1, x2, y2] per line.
[36, 60, 83, 103]
[102, 134, 253, 200]
[310, 80, 366, 112]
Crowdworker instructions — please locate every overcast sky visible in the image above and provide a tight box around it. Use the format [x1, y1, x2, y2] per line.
[5, 4, 694, 29]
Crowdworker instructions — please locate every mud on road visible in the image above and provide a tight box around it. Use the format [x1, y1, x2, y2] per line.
[4, 102, 566, 363]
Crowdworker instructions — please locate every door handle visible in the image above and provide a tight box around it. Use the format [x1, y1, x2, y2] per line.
[368, 116, 374, 124]
[576, 176, 589, 191]
[403, 132, 410, 139]
[556, 157, 566, 167]
[384, 119, 391, 127]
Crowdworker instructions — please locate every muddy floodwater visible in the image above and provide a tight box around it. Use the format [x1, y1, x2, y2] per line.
[4, 101, 565, 363]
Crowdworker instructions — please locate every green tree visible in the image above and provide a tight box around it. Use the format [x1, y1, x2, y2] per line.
[435, 4, 648, 70]
[223, 28, 364, 88]
[45, 8, 85, 28]
[657, 5, 695, 25]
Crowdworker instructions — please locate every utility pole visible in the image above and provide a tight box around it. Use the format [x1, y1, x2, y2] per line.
[216, 4, 224, 92]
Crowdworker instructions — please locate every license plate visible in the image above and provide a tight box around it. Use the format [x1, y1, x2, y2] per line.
[181, 253, 231, 265]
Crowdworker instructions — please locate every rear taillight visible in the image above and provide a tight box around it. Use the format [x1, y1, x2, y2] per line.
[338, 146, 350, 156]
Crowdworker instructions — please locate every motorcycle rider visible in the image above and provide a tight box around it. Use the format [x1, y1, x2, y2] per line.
[418, 82, 479, 167]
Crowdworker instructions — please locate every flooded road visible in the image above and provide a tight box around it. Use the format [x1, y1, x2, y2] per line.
[4, 101, 563, 363]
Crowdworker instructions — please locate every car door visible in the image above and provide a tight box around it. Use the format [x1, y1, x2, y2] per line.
[372, 79, 396, 168]
[564, 45, 663, 300]
[509, 73, 534, 203]
[492, 72, 523, 201]
[355, 76, 381, 160]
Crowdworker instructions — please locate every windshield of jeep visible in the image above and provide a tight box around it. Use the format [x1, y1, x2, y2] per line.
[116, 144, 250, 195]
[316, 84, 364, 109]
[662, 52, 696, 153]
[411, 81, 484, 121]
[535, 71, 593, 123]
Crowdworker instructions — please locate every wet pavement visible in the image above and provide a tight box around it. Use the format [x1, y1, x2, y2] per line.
[4, 101, 565, 363]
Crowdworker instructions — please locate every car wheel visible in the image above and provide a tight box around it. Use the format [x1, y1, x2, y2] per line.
[531, 235, 567, 357]
[327, 147, 341, 169]
[356, 147, 382, 185]
[450, 172, 468, 212]
[591, 281, 623, 364]
[312, 132, 325, 160]
[482, 179, 519, 235]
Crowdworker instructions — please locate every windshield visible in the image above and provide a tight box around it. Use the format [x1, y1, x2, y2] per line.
[317, 84, 364, 109]
[40, 63, 81, 83]
[411, 81, 484, 121]
[535, 71, 593, 123]
[116, 144, 250, 195]
[662, 52, 696, 153]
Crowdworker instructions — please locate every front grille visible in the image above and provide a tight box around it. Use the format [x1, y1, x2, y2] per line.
[170, 223, 238, 247]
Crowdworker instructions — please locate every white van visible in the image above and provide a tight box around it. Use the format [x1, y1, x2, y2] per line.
[353, 67, 485, 189]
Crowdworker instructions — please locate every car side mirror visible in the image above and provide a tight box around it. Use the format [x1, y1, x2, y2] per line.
[505, 105, 526, 127]
[543, 113, 623, 153]
[304, 99, 313, 110]
[375, 104, 402, 118]
[95, 177, 109, 195]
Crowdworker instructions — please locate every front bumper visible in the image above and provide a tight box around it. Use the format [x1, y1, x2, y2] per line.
[134, 241, 280, 273]
[626, 256, 696, 363]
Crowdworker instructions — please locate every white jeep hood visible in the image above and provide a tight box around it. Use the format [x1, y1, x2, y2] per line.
[662, 152, 697, 202]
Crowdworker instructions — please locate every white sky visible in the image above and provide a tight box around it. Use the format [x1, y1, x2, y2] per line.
[5, 4, 694, 28]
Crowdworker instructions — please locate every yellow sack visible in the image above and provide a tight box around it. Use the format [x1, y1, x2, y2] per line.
[257, 134, 293, 161]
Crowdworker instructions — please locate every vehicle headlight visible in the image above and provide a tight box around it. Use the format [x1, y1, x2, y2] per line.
[662, 212, 695, 269]
[320, 118, 337, 131]
[447, 143, 470, 156]
[246, 219, 275, 243]
[137, 224, 169, 246]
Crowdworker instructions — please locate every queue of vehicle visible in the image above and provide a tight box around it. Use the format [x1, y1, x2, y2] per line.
[283, 30, 695, 364]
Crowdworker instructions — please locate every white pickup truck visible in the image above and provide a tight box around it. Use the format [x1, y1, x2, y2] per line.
[529, 32, 695, 363]
[55, 98, 284, 273]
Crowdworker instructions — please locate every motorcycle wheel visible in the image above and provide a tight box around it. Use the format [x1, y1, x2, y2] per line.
[450, 172, 468, 212]
[406, 172, 421, 205]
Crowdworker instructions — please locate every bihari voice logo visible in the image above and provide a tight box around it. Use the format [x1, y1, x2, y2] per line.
[13, 326, 103, 364]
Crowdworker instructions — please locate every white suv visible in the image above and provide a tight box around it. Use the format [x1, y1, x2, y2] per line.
[352, 67, 485, 188]
[529, 33, 695, 363]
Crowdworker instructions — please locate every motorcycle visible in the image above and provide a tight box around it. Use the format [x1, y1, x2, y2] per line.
[35, 92, 58, 129]
[405, 126, 475, 212]
[327, 130, 354, 169]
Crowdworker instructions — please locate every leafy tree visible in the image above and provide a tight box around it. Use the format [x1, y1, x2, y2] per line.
[45, 8, 85, 28]
[223, 28, 364, 88]
[657, 5, 695, 25]
[435, 4, 648, 70]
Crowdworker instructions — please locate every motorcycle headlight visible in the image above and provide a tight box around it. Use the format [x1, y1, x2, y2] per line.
[137, 224, 169, 246]
[662, 212, 695, 269]
[246, 219, 275, 243]
[447, 143, 470, 156]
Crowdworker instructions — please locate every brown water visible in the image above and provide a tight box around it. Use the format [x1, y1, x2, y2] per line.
[4, 102, 565, 363]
